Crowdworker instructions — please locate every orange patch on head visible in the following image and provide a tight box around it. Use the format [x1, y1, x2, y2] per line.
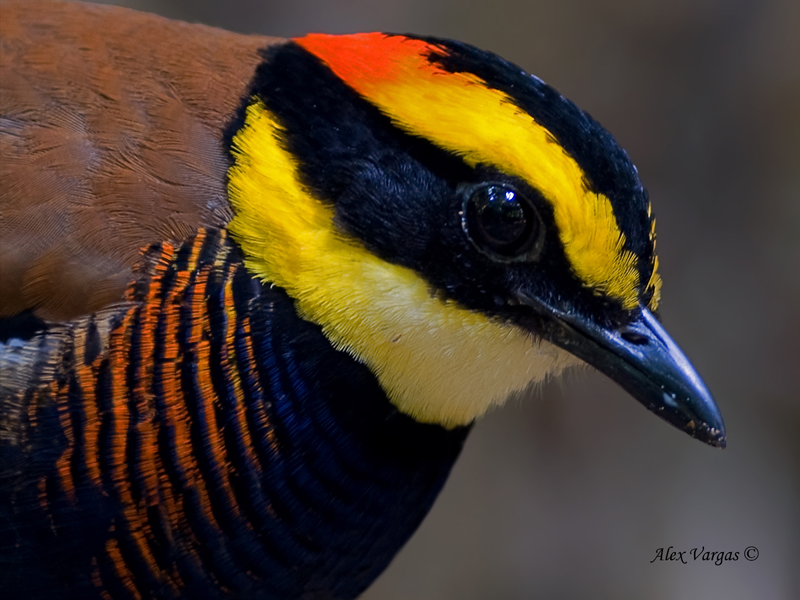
[296, 33, 452, 93]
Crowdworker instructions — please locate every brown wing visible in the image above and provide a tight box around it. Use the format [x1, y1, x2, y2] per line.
[0, 0, 282, 322]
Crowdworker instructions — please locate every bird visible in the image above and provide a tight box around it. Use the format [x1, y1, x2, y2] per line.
[0, 1, 726, 599]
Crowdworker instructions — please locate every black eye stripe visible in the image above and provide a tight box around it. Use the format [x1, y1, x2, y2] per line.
[461, 183, 544, 262]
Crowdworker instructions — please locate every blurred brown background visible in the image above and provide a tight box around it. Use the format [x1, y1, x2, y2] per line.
[35, 0, 800, 598]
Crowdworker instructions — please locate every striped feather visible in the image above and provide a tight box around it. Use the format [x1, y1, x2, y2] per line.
[1, 229, 469, 600]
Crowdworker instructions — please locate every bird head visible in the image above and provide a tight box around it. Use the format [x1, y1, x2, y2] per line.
[226, 33, 725, 447]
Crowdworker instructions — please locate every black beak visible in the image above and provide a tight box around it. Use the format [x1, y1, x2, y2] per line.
[517, 295, 726, 448]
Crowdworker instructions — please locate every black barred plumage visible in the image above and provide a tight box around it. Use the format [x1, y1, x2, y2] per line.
[0, 230, 469, 600]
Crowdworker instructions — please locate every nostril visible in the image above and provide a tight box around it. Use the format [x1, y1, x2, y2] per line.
[621, 330, 649, 345]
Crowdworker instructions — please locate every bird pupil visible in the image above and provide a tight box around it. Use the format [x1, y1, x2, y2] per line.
[462, 183, 541, 260]
[477, 186, 527, 248]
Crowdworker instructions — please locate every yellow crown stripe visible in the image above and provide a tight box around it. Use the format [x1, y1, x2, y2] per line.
[297, 34, 642, 309]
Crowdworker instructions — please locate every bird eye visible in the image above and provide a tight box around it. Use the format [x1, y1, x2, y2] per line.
[462, 183, 543, 260]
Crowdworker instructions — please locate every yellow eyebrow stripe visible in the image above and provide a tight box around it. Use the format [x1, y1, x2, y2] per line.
[297, 34, 642, 309]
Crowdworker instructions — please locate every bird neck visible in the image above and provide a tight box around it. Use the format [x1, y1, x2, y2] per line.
[227, 100, 580, 428]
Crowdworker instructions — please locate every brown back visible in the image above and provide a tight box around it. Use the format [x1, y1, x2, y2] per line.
[0, 0, 282, 321]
